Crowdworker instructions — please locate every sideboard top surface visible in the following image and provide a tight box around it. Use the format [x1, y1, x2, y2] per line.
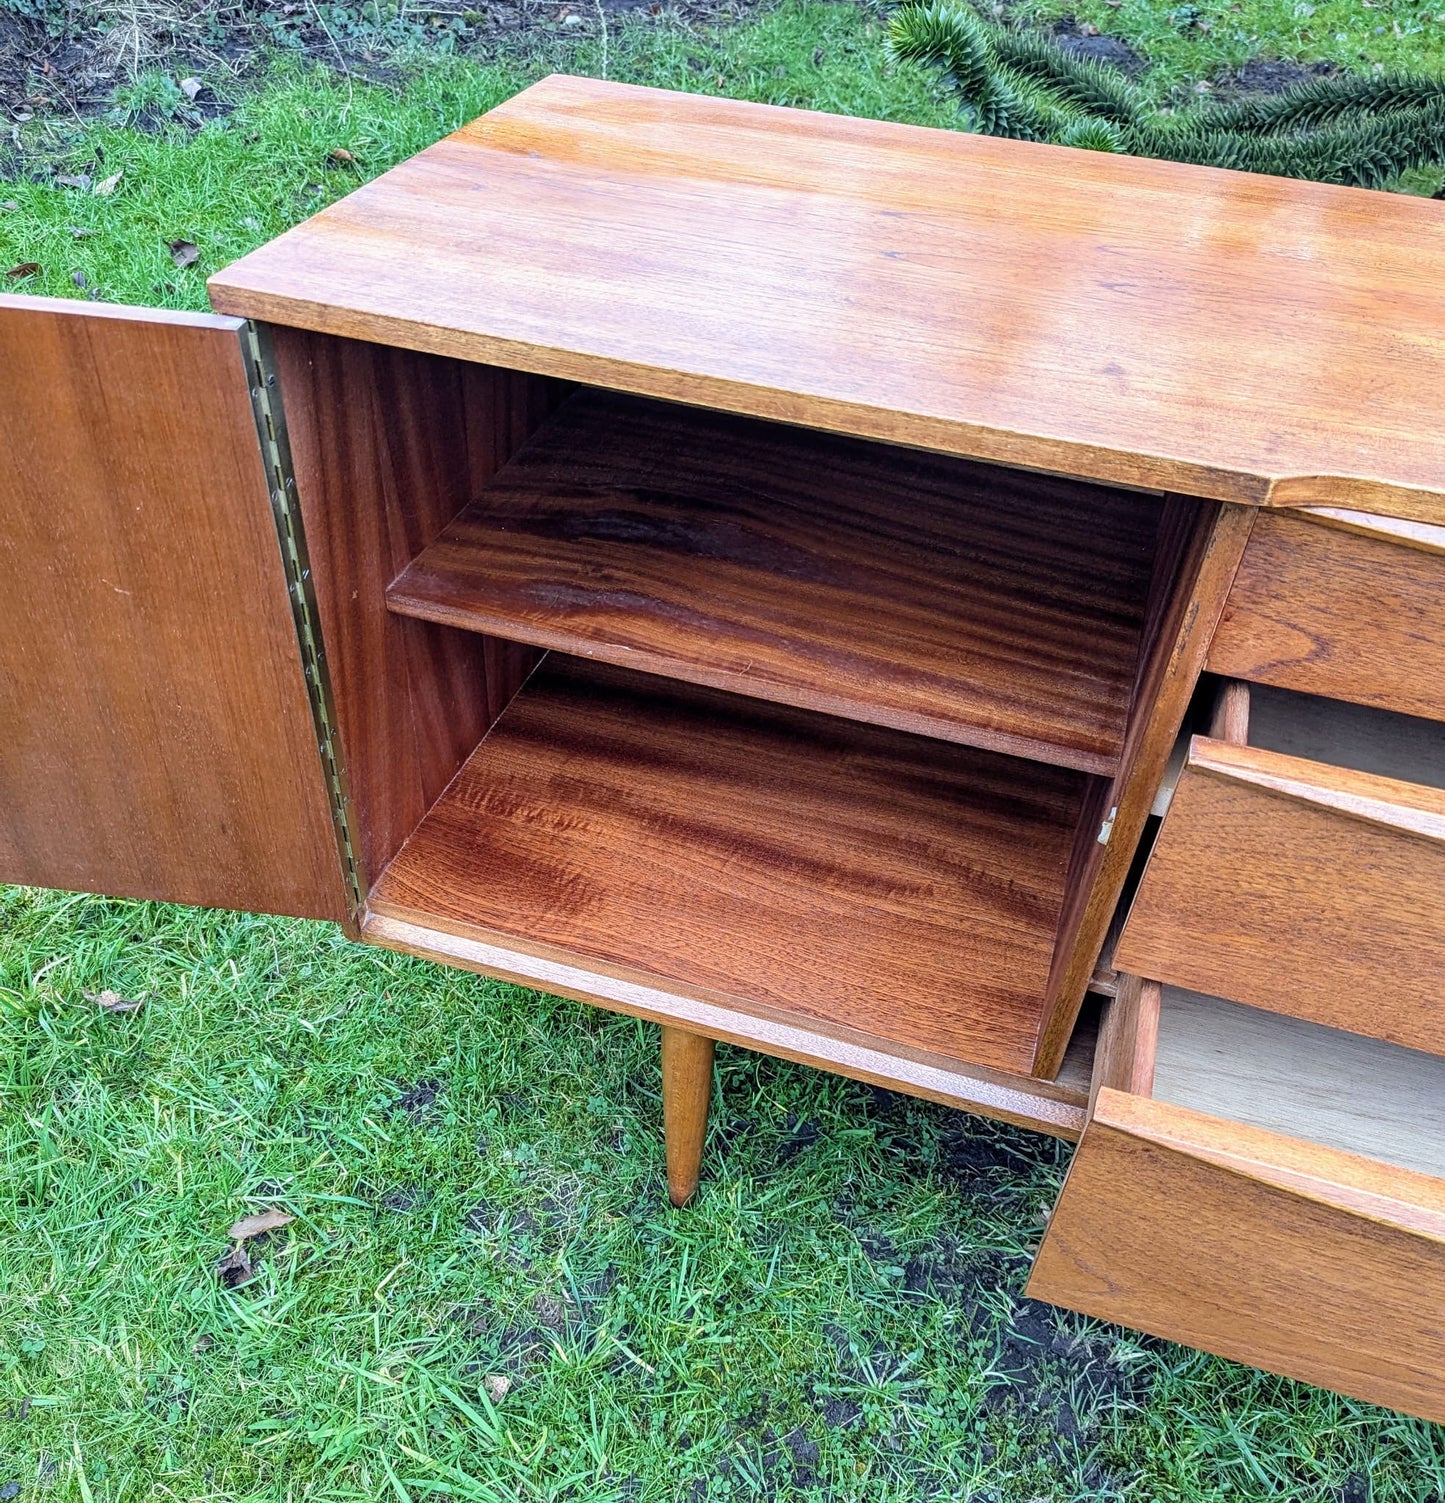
[210, 74, 1445, 522]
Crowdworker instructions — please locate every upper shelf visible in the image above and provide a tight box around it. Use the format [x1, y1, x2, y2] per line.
[208, 75, 1445, 525]
[387, 388, 1159, 774]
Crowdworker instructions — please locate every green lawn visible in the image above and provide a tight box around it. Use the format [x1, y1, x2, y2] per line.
[4, 1, 1445, 1497]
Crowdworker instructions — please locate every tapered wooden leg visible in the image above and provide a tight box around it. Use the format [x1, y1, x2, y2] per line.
[661, 1026, 714, 1207]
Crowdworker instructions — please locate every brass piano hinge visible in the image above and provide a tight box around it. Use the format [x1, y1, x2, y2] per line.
[242, 321, 365, 919]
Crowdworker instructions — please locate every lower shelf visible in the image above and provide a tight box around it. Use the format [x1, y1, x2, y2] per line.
[363, 910, 1098, 1138]
[367, 655, 1092, 1076]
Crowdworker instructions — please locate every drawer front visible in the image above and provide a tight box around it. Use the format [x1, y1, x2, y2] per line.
[1028, 1088, 1445, 1424]
[1208, 508, 1445, 723]
[1117, 736, 1445, 1055]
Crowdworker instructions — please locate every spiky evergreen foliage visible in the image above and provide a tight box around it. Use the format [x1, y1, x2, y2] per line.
[989, 27, 1145, 126]
[888, 2, 1445, 189]
[1200, 70, 1445, 133]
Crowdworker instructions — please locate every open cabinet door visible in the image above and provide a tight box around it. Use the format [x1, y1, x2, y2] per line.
[0, 294, 352, 923]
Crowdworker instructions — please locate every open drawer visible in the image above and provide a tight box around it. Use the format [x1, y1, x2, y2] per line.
[1029, 979, 1445, 1423]
[1117, 682, 1445, 1055]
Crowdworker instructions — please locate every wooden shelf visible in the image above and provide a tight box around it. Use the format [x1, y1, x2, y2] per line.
[367, 655, 1092, 1077]
[386, 391, 1159, 775]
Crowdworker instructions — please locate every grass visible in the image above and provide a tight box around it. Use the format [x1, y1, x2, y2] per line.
[3, 0, 1445, 1495]
[5, 885, 1445, 1500]
[1011, 0, 1445, 97]
[0, 5, 959, 303]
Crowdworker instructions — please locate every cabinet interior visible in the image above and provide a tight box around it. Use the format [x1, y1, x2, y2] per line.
[274, 327, 1213, 1082]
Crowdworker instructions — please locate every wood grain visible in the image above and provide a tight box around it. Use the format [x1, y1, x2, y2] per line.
[661, 1027, 715, 1206]
[387, 389, 1159, 774]
[1153, 985, 1445, 1181]
[1208, 507, 1445, 721]
[268, 328, 559, 886]
[1028, 1088, 1445, 1424]
[367, 654, 1091, 1075]
[1208, 679, 1250, 745]
[1033, 500, 1255, 1075]
[210, 75, 1445, 524]
[1117, 736, 1445, 1054]
[0, 293, 347, 921]
[1089, 974, 1159, 1113]
[360, 910, 1097, 1139]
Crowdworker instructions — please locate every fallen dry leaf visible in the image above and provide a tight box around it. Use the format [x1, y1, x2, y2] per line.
[93, 171, 123, 197]
[86, 989, 141, 1013]
[328, 146, 355, 164]
[1, 201, 17, 212]
[216, 1243, 254, 1289]
[69, 225, 97, 238]
[72, 271, 88, 289]
[55, 172, 92, 190]
[5, 262, 40, 280]
[483, 1374, 511, 1402]
[179, 76, 204, 101]
[228, 1208, 294, 1241]
[168, 239, 200, 269]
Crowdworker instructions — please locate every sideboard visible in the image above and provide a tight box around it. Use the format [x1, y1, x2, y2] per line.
[3, 75, 1443, 1423]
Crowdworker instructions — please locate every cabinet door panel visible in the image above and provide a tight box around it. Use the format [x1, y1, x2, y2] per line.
[0, 295, 349, 921]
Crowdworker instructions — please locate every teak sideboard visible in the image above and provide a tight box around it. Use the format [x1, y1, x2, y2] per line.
[4, 75, 1445, 1424]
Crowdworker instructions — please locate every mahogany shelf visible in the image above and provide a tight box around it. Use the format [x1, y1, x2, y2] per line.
[367, 654, 1092, 1076]
[385, 391, 1160, 776]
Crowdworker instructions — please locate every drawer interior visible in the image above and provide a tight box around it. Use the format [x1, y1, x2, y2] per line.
[1245, 683, 1445, 790]
[1151, 984, 1445, 1181]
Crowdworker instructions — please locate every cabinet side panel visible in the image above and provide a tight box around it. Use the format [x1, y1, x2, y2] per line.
[0, 297, 349, 920]
[268, 328, 557, 883]
[1033, 499, 1255, 1075]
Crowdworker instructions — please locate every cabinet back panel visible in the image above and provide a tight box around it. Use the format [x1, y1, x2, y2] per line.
[0, 294, 349, 921]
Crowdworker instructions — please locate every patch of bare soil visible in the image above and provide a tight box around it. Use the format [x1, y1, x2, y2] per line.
[1050, 14, 1145, 74]
[1207, 55, 1340, 102]
[0, 0, 762, 118]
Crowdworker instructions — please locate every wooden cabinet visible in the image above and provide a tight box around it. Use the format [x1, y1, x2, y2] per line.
[3, 74, 1443, 1413]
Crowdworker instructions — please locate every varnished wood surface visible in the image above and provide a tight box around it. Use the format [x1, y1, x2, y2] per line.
[1089, 975, 1159, 1114]
[388, 389, 1159, 775]
[270, 329, 558, 886]
[1209, 508, 1445, 721]
[1153, 986, 1445, 1181]
[1033, 500, 1254, 1075]
[0, 294, 348, 921]
[1117, 735, 1445, 1055]
[211, 75, 1445, 523]
[661, 1027, 715, 1206]
[1208, 679, 1251, 745]
[360, 911, 1097, 1139]
[1028, 1088, 1445, 1424]
[368, 655, 1091, 1075]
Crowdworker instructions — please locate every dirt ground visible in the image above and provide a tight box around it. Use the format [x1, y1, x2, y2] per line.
[0, 0, 764, 117]
[0, 0, 1350, 122]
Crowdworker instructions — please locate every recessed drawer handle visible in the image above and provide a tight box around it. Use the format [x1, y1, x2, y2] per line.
[1095, 1090, 1445, 1242]
[1188, 737, 1445, 846]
